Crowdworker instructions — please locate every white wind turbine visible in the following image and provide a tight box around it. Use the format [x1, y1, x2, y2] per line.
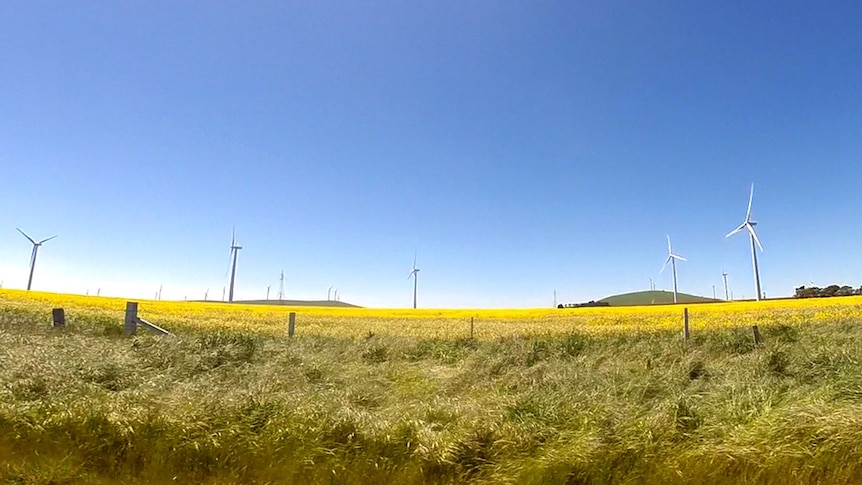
[660, 235, 686, 303]
[227, 228, 242, 303]
[408, 254, 420, 309]
[726, 183, 764, 300]
[17, 228, 57, 291]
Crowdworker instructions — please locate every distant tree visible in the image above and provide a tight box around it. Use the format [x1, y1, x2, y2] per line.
[794, 284, 862, 299]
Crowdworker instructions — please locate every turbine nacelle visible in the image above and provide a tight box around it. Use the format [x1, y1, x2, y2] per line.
[660, 235, 686, 273]
[408, 253, 420, 279]
[230, 227, 242, 250]
[17, 228, 57, 247]
[726, 193, 764, 252]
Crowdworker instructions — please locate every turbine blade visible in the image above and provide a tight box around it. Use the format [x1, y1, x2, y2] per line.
[666, 235, 672, 255]
[746, 223, 764, 251]
[746, 183, 754, 222]
[671, 254, 687, 262]
[17, 228, 36, 245]
[725, 223, 746, 238]
[412, 253, 417, 270]
[39, 235, 58, 244]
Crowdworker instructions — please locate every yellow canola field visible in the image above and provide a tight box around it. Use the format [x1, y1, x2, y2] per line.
[2, 289, 861, 339]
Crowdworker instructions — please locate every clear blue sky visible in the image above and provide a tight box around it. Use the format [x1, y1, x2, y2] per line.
[2, 1, 861, 307]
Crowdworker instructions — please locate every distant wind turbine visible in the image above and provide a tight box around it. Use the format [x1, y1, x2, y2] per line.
[660, 235, 686, 303]
[227, 229, 242, 302]
[408, 254, 420, 309]
[17, 228, 57, 291]
[726, 184, 764, 301]
[721, 271, 730, 300]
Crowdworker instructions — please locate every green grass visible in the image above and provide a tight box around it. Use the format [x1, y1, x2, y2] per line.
[600, 290, 721, 306]
[2, 310, 862, 483]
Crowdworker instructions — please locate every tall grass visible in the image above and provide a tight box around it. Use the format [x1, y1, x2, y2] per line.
[2, 298, 862, 483]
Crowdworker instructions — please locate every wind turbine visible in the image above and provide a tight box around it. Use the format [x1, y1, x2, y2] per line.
[660, 235, 686, 303]
[725, 184, 764, 301]
[721, 271, 730, 300]
[17, 228, 57, 291]
[408, 255, 420, 309]
[227, 229, 242, 302]
[278, 270, 285, 301]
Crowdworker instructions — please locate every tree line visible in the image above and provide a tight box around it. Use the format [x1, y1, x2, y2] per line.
[794, 285, 862, 298]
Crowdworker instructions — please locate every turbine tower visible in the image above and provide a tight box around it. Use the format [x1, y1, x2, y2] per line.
[725, 184, 764, 301]
[228, 229, 242, 302]
[278, 270, 285, 301]
[660, 235, 686, 303]
[408, 254, 420, 309]
[721, 271, 730, 300]
[17, 228, 57, 291]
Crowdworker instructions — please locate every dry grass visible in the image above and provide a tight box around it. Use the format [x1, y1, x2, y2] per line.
[2, 290, 862, 483]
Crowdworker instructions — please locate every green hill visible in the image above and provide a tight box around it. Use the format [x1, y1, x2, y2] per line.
[599, 290, 720, 306]
[208, 299, 362, 308]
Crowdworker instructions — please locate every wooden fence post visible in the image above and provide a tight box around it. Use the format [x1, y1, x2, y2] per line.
[752, 325, 762, 346]
[52, 308, 65, 327]
[683, 308, 690, 340]
[125, 302, 138, 336]
[288, 312, 296, 337]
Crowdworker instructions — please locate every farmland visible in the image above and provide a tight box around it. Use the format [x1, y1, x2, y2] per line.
[2, 289, 862, 484]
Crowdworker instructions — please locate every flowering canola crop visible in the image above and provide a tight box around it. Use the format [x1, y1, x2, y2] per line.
[2, 289, 861, 339]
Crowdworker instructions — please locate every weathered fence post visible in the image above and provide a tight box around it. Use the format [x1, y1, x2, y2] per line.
[288, 312, 296, 337]
[470, 317, 474, 339]
[752, 325, 762, 346]
[125, 301, 138, 336]
[683, 308, 690, 340]
[52, 308, 65, 327]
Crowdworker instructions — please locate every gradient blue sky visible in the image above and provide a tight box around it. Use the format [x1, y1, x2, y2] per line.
[2, 1, 861, 307]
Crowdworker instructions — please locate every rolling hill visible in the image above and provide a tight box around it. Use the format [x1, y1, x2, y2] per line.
[205, 299, 362, 308]
[599, 290, 720, 306]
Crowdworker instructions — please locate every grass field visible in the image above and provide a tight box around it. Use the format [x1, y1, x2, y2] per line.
[2, 289, 862, 484]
